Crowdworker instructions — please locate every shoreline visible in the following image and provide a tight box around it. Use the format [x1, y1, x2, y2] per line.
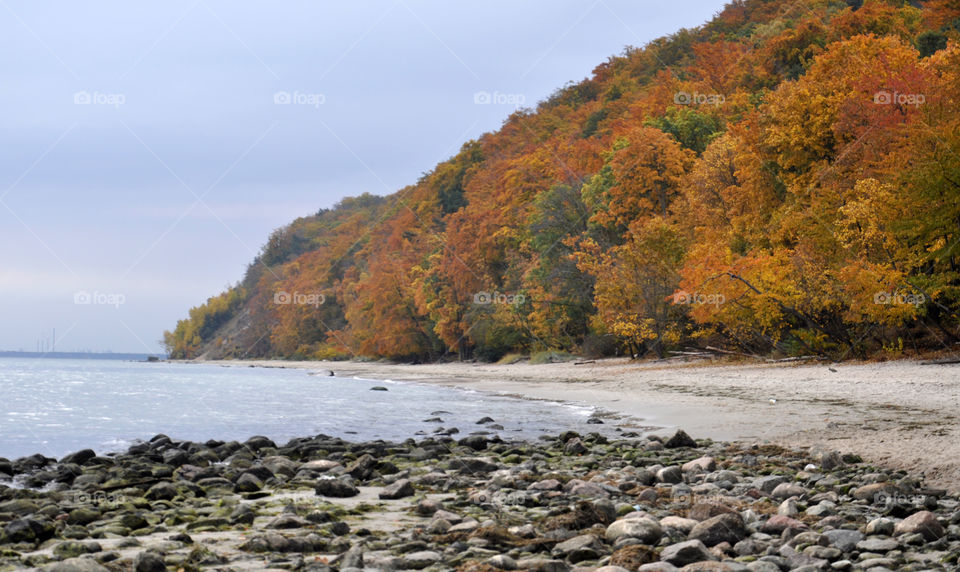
[186, 357, 960, 493]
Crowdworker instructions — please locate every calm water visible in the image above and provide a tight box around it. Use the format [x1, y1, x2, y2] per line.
[0, 358, 603, 460]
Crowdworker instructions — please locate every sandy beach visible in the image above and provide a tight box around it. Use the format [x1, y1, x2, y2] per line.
[205, 357, 960, 493]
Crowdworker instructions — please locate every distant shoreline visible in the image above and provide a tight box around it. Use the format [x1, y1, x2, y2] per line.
[182, 356, 960, 492]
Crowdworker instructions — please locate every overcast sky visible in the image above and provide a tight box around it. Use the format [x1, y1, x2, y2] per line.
[0, 0, 728, 353]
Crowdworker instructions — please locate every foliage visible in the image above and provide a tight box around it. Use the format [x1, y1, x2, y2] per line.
[166, 0, 960, 362]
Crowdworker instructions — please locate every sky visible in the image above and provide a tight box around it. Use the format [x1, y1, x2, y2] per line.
[0, 0, 729, 354]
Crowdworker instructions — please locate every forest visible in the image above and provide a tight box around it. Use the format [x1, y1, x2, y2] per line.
[164, 0, 960, 363]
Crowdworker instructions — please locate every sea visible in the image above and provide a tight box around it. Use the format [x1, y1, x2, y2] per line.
[0, 357, 609, 460]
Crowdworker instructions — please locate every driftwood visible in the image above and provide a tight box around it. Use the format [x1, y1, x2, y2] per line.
[920, 357, 960, 365]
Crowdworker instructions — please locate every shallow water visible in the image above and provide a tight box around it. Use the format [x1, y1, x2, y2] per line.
[0, 358, 605, 459]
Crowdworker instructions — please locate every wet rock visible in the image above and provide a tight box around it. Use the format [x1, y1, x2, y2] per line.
[315, 476, 359, 497]
[61, 449, 97, 466]
[235, 471, 263, 492]
[145, 481, 177, 501]
[379, 478, 414, 499]
[661, 539, 717, 567]
[3, 517, 55, 544]
[133, 551, 167, 572]
[564, 438, 589, 455]
[689, 514, 749, 546]
[664, 430, 697, 449]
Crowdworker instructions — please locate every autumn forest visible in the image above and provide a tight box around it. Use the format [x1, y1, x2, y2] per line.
[164, 0, 960, 363]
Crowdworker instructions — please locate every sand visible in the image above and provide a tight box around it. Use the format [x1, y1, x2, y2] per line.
[197, 357, 960, 492]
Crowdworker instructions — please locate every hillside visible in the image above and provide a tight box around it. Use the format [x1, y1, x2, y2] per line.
[164, 0, 960, 362]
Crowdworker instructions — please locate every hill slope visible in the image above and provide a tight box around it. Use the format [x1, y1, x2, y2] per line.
[165, 0, 960, 362]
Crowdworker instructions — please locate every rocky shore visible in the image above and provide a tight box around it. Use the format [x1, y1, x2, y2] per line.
[1, 429, 958, 571]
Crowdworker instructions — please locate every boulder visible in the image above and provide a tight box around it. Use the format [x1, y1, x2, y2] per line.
[660, 539, 717, 567]
[688, 514, 749, 546]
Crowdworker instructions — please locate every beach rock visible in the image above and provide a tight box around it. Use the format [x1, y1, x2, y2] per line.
[235, 472, 263, 492]
[488, 554, 518, 570]
[661, 539, 717, 567]
[134, 551, 167, 572]
[688, 502, 736, 521]
[145, 481, 178, 501]
[564, 438, 589, 455]
[657, 465, 683, 484]
[852, 482, 899, 502]
[448, 457, 499, 474]
[760, 514, 807, 534]
[379, 478, 414, 499]
[753, 475, 786, 494]
[689, 514, 749, 546]
[459, 435, 489, 451]
[856, 536, 899, 552]
[552, 534, 603, 563]
[682, 457, 716, 473]
[865, 517, 896, 535]
[40, 558, 110, 572]
[515, 558, 570, 572]
[637, 565, 680, 572]
[664, 430, 697, 449]
[822, 529, 863, 552]
[301, 459, 341, 472]
[315, 477, 359, 497]
[346, 454, 377, 480]
[402, 550, 441, 569]
[894, 510, 944, 541]
[61, 449, 97, 466]
[770, 482, 806, 499]
[605, 517, 663, 544]
[660, 516, 698, 534]
[3, 517, 55, 544]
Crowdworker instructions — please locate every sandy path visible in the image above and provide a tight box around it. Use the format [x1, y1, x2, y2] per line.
[199, 357, 960, 492]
